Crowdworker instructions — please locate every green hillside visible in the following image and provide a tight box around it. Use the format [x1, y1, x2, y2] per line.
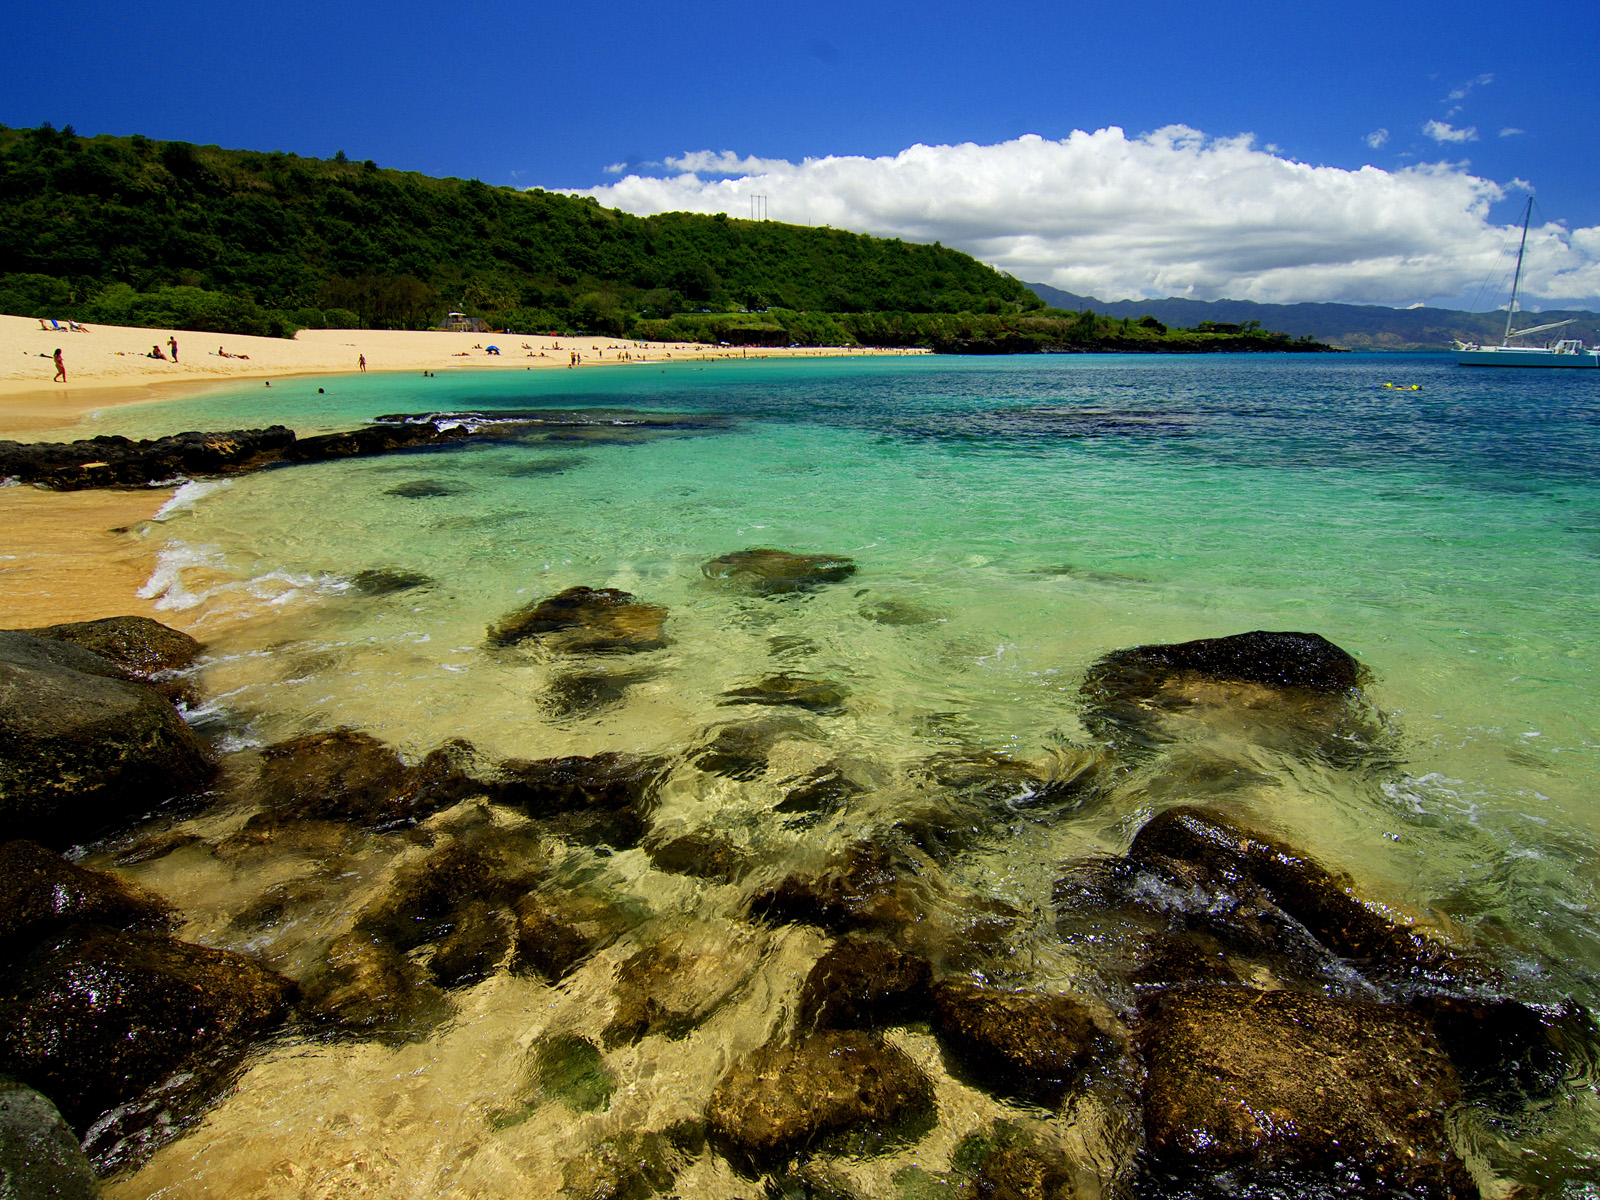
[0, 123, 1036, 337]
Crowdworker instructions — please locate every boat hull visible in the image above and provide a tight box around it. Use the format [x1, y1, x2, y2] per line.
[1456, 348, 1600, 368]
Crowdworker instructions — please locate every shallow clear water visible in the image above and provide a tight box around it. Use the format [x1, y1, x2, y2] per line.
[68, 352, 1600, 1196]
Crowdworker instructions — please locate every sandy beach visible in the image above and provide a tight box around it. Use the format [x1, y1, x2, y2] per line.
[0, 314, 926, 433]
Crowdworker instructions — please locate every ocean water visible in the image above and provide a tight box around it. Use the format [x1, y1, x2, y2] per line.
[64, 352, 1600, 1196]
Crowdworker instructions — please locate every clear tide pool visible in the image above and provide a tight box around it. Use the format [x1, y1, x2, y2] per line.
[65, 352, 1600, 1196]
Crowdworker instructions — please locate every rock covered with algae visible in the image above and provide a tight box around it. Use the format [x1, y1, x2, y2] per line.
[487, 584, 668, 653]
[701, 547, 857, 595]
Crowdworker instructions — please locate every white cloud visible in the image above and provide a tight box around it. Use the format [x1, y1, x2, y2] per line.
[662, 150, 797, 176]
[1500, 127, 1524, 137]
[556, 128, 1600, 306]
[1445, 73, 1494, 102]
[1424, 120, 1478, 144]
[603, 162, 629, 175]
[1365, 128, 1390, 149]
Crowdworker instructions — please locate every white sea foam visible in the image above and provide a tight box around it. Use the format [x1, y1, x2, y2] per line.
[151, 478, 232, 521]
[137, 539, 351, 616]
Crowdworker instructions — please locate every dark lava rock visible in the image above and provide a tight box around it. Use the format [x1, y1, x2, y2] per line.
[0, 426, 297, 490]
[0, 839, 171, 948]
[487, 585, 668, 654]
[0, 1074, 102, 1200]
[298, 931, 450, 1038]
[255, 730, 480, 826]
[21, 616, 202, 678]
[701, 548, 857, 596]
[930, 979, 1106, 1104]
[720, 673, 850, 713]
[284, 421, 466, 463]
[645, 831, 750, 884]
[0, 631, 212, 848]
[1128, 806, 1457, 981]
[350, 568, 434, 596]
[798, 936, 932, 1030]
[1139, 985, 1474, 1198]
[385, 479, 461, 498]
[491, 752, 667, 849]
[706, 1030, 933, 1168]
[749, 842, 930, 936]
[1079, 630, 1373, 755]
[0, 925, 293, 1136]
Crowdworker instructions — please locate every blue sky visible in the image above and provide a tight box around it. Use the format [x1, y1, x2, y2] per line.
[5, 0, 1598, 307]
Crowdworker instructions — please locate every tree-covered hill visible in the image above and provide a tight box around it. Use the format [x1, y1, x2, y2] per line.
[0, 123, 1037, 336]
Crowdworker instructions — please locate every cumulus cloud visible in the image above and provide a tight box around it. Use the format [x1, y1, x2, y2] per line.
[1365, 128, 1390, 149]
[1500, 127, 1524, 137]
[1424, 120, 1478, 143]
[603, 162, 629, 175]
[662, 150, 797, 176]
[558, 128, 1600, 306]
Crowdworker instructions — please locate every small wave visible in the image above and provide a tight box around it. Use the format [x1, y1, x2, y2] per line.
[152, 479, 232, 521]
[138, 540, 351, 615]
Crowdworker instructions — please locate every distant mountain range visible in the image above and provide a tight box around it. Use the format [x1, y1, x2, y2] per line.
[1024, 282, 1600, 351]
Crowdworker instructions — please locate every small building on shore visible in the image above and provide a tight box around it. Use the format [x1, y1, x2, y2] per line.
[440, 312, 489, 333]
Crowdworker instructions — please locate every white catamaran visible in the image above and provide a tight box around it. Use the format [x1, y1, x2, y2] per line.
[1455, 197, 1600, 368]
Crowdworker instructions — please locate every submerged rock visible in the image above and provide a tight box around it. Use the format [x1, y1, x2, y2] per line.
[0, 631, 213, 848]
[491, 752, 668, 849]
[0, 839, 171, 947]
[0, 1075, 102, 1200]
[691, 722, 780, 780]
[773, 764, 866, 824]
[0, 925, 293, 1145]
[385, 479, 461, 498]
[298, 930, 450, 1038]
[511, 890, 631, 981]
[487, 585, 668, 653]
[930, 979, 1107, 1104]
[706, 1030, 934, 1168]
[561, 1131, 679, 1200]
[1079, 630, 1376, 757]
[645, 831, 751, 884]
[1139, 985, 1475, 1198]
[602, 926, 760, 1047]
[750, 841, 931, 936]
[720, 672, 850, 714]
[350, 568, 434, 596]
[542, 665, 655, 718]
[428, 899, 510, 988]
[255, 730, 481, 826]
[950, 1120, 1079, 1200]
[798, 935, 932, 1030]
[701, 548, 857, 596]
[527, 1032, 616, 1113]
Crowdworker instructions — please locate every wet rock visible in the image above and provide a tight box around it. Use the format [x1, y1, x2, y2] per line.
[645, 831, 751, 884]
[0, 1074, 102, 1200]
[1128, 806, 1457, 981]
[255, 730, 481, 826]
[492, 752, 668, 849]
[749, 842, 930, 936]
[350, 568, 434, 596]
[1131, 930, 1243, 989]
[0, 925, 293, 1137]
[1079, 630, 1374, 757]
[720, 673, 850, 714]
[691, 723, 777, 780]
[487, 585, 668, 653]
[561, 1131, 679, 1200]
[706, 1030, 934, 1169]
[428, 899, 510, 988]
[298, 931, 450, 1038]
[950, 1120, 1077, 1200]
[283, 420, 467, 463]
[773, 765, 866, 824]
[0, 425, 297, 489]
[0, 839, 171, 948]
[527, 1032, 616, 1112]
[930, 979, 1106, 1104]
[0, 631, 213, 849]
[859, 598, 939, 626]
[602, 926, 760, 1047]
[21, 615, 202, 678]
[385, 479, 461, 498]
[1139, 985, 1474, 1198]
[542, 665, 655, 718]
[111, 829, 205, 866]
[1416, 994, 1588, 1114]
[701, 548, 857, 596]
[798, 935, 932, 1030]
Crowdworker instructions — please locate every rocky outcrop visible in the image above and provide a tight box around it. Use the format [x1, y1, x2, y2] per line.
[602, 926, 760, 1047]
[0, 426, 298, 489]
[0, 839, 171, 947]
[749, 842, 932, 936]
[1139, 986, 1475, 1197]
[0, 1075, 102, 1200]
[0, 631, 212, 848]
[644, 831, 751, 884]
[701, 548, 857, 595]
[0, 924, 293, 1169]
[21, 616, 202, 678]
[253, 730, 480, 826]
[706, 1030, 934, 1168]
[797, 935, 932, 1030]
[487, 585, 668, 653]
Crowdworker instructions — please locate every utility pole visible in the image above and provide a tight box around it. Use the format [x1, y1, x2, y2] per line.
[749, 194, 767, 221]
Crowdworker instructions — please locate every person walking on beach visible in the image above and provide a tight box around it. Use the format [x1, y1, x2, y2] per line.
[52, 348, 65, 383]
[358, 353, 366, 372]
[168, 336, 178, 362]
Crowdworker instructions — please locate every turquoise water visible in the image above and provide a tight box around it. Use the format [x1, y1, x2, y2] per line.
[73, 353, 1600, 1196]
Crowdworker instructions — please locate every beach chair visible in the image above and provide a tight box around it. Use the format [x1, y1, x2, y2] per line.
[47, 319, 66, 332]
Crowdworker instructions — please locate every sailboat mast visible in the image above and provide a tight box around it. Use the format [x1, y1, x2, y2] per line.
[1503, 196, 1533, 345]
